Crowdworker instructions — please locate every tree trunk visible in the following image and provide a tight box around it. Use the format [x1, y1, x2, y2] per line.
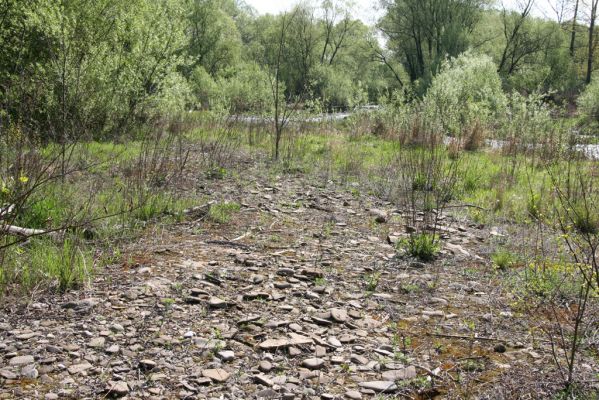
[587, 0, 598, 84]
[570, 0, 579, 57]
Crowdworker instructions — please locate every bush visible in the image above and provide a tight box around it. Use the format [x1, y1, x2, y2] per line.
[578, 76, 599, 123]
[190, 66, 220, 110]
[423, 52, 507, 138]
[312, 65, 368, 111]
[399, 233, 440, 262]
[219, 63, 273, 114]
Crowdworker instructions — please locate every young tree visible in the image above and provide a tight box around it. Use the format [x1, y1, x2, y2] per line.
[267, 12, 295, 161]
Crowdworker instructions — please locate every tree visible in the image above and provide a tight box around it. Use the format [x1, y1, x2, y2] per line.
[571, 0, 580, 57]
[498, 0, 536, 75]
[267, 12, 294, 161]
[587, 0, 599, 83]
[186, 0, 242, 76]
[379, 0, 484, 87]
[319, 0, 357, 66]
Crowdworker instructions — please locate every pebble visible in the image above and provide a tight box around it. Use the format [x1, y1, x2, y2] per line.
[259, 360, 273, 372]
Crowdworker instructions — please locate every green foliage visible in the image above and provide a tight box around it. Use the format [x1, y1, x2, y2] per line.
[578, 76, 599, 123]
[423, 52, 507, 137]
[500, 91, 553, 146]
[220, 63, 273, 114]
[312, 64, 368, 111]
[399, 233, 440, 262]
[381, 0, 484, 87]
[1, 0, 190, 140]
[517, 261, 583, 300]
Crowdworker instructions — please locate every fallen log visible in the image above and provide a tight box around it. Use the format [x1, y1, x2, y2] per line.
[1, 224, 62, 240]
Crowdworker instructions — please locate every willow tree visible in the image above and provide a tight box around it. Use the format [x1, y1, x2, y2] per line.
[379, 0, 485, 88]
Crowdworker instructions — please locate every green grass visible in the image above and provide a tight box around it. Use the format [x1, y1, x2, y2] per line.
[1, 238, 93, 293]
[208, 202, 241, 223]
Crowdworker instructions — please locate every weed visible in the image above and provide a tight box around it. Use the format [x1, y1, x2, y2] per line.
[527, 193, 542, 220]
[398, 233, 440, 262]
[491, 249, 519, 270]
[314, 277, 326, 286]
[364, 272, 381, 292]
[161, 298, 175, 310]
[400, 283, 420, 294]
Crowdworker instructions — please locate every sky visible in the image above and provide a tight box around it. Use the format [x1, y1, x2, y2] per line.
[243, 0, 557, 25]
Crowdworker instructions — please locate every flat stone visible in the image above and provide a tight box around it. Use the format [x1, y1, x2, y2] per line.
[315, 345, 327, 357]
[381, 366, 417, 381]
[345, 390, 362, 399]
[207, 297, 230, 309]
[202, 368, 230, 382]
[327, 337, 342, 348]
[259, 336, 313, 350]
[68, 362, 93, 375]
[243, 292, 270, 301]
[139, 359, 157, 371]
[105, 381, 129, 397]
[0, 370, 17, 379]
[254, 373, 273, 386]
[105, 345, 120, 354]
[350, 354, 368, 365]
[89, 337, 105, 348]
[301, 358, 325, 370]
[9, 355, 34, 366]
[217, 350, 235, 362]
[21, 365, 38, 379]
[330, 308, 348, 323]
[301, 268, 324, 278]
[370, 209, 387, 223]
[358, 381, 397, 393]
[256, 388, 278, 398]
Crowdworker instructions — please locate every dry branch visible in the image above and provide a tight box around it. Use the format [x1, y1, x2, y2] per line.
[1, 224, 62, 240]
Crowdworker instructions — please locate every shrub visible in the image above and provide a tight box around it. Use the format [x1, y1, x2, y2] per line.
[219, 63, 273, 114]
[189, 66, 221, 110]
[578, 76, 599, 126]
[501, 91, 554, 151]
[312, 64, 368, 111]
[423, 52, 507, 138]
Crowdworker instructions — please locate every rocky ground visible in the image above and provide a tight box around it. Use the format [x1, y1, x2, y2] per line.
[1, 162, 598, 399]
